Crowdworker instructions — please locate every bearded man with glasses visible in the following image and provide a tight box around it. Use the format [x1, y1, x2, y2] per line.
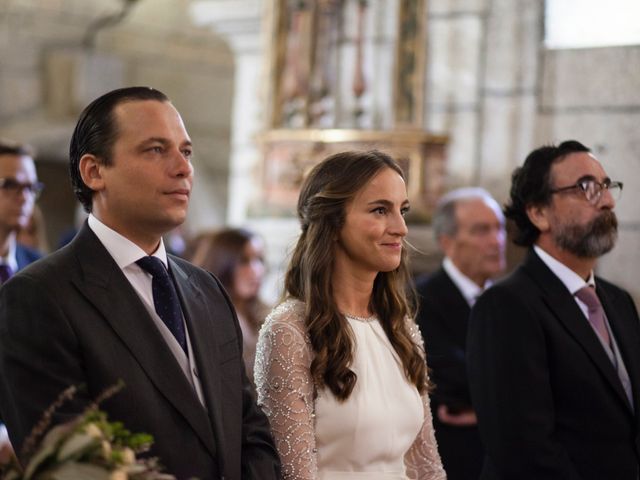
[467, 140, 640, 480]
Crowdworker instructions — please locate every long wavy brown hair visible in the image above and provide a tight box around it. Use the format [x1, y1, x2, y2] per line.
[284, 150, 428, 401]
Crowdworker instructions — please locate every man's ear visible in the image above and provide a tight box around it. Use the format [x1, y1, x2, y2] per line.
[526, 204, 550, 233]
[79, 154, 105, 192]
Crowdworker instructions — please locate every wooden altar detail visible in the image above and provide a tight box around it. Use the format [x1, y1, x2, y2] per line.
[255, 1, 447, 222]
[253, 129, 447, 222]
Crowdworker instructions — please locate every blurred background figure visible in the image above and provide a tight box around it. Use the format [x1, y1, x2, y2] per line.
[56, 203, 89, 250]
[415, 187, 506, 480]
[0, 139, 44, 281]
[0, 139, 44, 464]
[17, 205, 50, 254]
[186, 227, 269, 382]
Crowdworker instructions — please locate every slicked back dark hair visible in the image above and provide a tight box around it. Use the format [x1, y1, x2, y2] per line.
[505, 140, 591, 246]
[69, 86, 169, 212]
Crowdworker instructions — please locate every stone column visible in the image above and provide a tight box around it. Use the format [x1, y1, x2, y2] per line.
[189, 0, 267, 224]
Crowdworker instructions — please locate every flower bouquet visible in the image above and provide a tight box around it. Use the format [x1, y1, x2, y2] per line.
[1, 383, 176, 480]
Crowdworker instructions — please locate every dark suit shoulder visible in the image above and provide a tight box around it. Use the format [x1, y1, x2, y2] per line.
[10, 243, 74, 285]
[471, 265, 542, 330]
[478, 261, 542, 306]
[416, 268, 449, 294]
[416, 268, 464, 304]
[417, 268, 469, 314]
[595, 275, 634, 299]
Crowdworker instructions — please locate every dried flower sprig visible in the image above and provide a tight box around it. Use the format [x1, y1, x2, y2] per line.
[2, 382, 177, 480]
[19, 385, 78, 461]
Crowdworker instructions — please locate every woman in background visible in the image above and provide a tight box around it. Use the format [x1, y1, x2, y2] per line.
[186, 227, 269, 382]
[254, 150, 445, 479]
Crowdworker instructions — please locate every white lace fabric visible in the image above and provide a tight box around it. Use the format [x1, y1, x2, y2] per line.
[254, 298, 446, 480]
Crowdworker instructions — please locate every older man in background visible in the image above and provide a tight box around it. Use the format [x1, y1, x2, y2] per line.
[416, 187, 506, 480]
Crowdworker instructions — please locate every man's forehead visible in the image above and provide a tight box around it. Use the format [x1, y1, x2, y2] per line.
[552, 151, 607, 180]
[112, 100, 190, 142]
[456, 197, 503, 223]
[0, 154, 35, 169]
[0, 155, 37, 182]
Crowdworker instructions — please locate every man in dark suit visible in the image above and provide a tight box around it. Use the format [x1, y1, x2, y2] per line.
[0, 140, 43, 462]
[0, 87, 280, 479]
[416, 187, 505, 480]
[468, 140, 640, 479]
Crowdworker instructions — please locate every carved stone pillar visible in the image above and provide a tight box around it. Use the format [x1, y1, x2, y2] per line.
[189, 0, 267, 224]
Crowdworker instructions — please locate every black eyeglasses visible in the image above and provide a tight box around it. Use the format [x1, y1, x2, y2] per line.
[0, 178, 45, 199]
[550, 178, 623, 205]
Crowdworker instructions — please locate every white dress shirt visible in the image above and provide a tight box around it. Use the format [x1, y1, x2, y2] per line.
[443, 257, 491, 307]
[88, 214, 205, 406]
[0, 236, 18, 273]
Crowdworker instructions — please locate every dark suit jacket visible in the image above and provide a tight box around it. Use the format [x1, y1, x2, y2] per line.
[15, 243, 42, 270]
[0, 223, 280, 480]
[416, 268, 474, 411]
[468, 249, 640, 480]
[416, 268, 483, 480]
[0, 243, 41, 427]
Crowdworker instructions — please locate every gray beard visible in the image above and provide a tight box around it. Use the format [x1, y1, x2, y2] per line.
[553, 210, 618, 258]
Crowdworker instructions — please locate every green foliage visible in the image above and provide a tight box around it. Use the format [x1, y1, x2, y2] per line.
[0, 384, 176, 480]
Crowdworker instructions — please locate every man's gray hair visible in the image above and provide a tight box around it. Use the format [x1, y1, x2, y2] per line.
[432, 187, 504, 239]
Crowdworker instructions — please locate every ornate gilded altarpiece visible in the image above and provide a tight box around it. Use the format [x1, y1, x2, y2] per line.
[254, 0, 447, 222]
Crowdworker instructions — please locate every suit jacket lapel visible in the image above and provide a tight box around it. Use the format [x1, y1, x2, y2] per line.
[523, 250, 632, 412]
[169, 258, 227, 460]
[436, 269, 472, 344]
[597, 283, 640, 415]
[69, 224, 217, 456]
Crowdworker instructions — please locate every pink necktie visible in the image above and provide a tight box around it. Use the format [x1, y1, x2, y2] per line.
[575, 286, 610, 346]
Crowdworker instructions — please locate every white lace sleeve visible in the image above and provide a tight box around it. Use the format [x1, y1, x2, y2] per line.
[254, 300, 317, 480]
[404, 319, 447, 480]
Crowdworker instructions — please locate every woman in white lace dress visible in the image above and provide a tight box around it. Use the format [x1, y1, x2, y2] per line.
[254, 151, 446, 480]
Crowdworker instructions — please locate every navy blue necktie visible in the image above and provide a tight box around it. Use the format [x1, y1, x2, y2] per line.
[136, 256, 187, 354]
[0, 264, 13, 284]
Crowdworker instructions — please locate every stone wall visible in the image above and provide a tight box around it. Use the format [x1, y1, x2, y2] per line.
[0, 0, 234, 245]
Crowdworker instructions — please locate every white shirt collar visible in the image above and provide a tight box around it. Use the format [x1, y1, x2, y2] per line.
[88, 214, 168, 269]
[0, 235, 18, 272]
[443, 257, 490, 306]
[533, 245, 595, 295]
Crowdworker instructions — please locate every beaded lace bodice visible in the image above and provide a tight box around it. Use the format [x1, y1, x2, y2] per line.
[254, 298, 446, 480]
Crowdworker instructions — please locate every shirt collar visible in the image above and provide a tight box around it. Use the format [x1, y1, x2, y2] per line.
[443, 257, 490, 306]
[88, 214, 168, 269]
[533, 245, 595, 294]
[0, 236, 18, 272]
